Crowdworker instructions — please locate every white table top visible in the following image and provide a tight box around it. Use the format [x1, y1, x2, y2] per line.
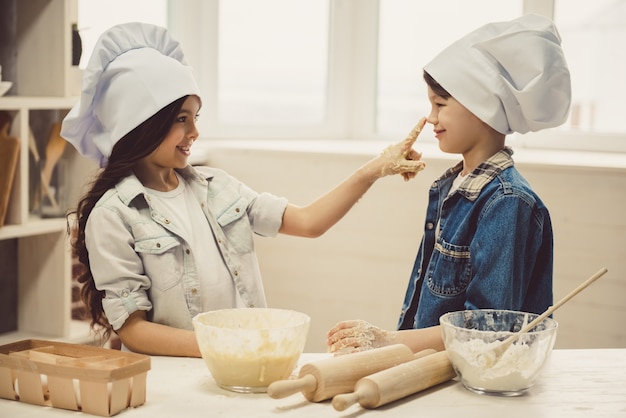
[2, 349, 625, 417]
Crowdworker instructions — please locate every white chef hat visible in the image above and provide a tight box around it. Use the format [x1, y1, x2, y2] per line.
[424, 14, 571, 135]
[61, 22, 201, 167]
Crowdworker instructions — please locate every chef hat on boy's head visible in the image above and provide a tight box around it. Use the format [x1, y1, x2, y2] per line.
[61, 22, 201, 167]
[424, 14, 571, 135]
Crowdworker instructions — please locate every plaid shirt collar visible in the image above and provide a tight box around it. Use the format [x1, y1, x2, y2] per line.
[442, 147, 515, 201]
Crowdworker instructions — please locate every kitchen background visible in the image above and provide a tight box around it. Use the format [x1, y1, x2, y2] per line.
[0, 0, 624, 353]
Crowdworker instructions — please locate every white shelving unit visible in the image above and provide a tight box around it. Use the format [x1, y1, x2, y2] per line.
[0, 0, 95, 345]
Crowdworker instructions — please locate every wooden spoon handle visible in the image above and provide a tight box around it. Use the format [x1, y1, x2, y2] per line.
[500, 267, 608, 352]
[41, 123, 66, 188]
[40, 172, 59, 210]
[519, 267, 608, 335]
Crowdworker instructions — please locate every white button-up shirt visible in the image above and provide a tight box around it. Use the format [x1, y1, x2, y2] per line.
[85, 165, 288, 331]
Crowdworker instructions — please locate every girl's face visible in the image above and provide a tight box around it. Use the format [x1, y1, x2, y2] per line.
[146, 95, 201, 169]
[426, 86, 492, 155]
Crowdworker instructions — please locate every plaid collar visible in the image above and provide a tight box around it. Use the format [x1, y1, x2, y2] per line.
[442, 147, 515, 201]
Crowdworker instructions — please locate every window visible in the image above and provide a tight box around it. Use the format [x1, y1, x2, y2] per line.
[77, 0, 168, 69]
[217, 0, 329, 126]
[514, 0, 626, 152]
[376, 0, 522, 137]
[104, 0, 625, 153]
[554, 0, 625, 133]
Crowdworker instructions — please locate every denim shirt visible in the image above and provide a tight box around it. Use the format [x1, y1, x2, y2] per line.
[85, 165, 288, 331]
[398, 148, 553, 330]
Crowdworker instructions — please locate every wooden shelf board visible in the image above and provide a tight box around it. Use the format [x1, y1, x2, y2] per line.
[0, 217, 67, 240]
[0, 320, 97, 346]
[0, 96, 78, 110]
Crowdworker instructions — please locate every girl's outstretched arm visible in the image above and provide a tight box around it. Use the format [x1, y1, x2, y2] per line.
[279, 118, 426, 238]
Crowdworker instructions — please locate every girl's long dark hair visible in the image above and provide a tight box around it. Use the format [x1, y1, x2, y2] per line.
[67, 96, 188, 342]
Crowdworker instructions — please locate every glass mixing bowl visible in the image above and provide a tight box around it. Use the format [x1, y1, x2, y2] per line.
[440, 309, 558, 396]
[193, 308, 310, 393]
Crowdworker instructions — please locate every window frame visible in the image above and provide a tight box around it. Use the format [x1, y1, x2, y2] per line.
[168, 0, 626, 154]
[169, 0, 381, 140]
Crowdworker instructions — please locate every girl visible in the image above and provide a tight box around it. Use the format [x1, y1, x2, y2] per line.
[62, 23, 426, 357]
[327, 14, 571, 354]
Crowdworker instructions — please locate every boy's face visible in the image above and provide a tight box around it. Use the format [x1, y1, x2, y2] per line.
[426, 86, 495, 155]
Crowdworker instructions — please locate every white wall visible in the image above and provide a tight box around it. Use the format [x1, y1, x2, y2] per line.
[202, 141, 626, 353]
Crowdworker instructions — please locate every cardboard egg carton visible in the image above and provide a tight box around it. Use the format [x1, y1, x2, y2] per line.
[0, 339, 151, 416]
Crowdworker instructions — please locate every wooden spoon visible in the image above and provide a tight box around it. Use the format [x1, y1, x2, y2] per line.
[41, 122, 66, 187]
[39, 122, 67, 211]
[0, 113, 20, 226]
[28, 128, 58, 211]
[487, 267, 608, 366]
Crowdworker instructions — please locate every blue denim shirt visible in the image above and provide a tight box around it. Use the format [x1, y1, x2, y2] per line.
[85, 165, 288, 331]
[398, 148, 553, 329]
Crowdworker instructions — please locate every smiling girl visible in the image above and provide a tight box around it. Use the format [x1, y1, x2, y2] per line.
[62, 23, 425, 357]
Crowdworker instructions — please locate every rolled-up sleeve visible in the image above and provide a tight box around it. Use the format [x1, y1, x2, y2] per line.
[232, 179, 287, 237]
[248, 192, 288, 237]
[85, 205, 152, 330]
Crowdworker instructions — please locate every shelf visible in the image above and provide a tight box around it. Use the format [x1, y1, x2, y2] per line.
[0, 320, 97, 346]
[0, 0, 84, 353]
[0, 217, 66, 240]
[0, 95, 79, 110]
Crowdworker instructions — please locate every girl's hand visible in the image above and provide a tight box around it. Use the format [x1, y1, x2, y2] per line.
[326, 319, 397, 355]
[379, 117, 427, 181]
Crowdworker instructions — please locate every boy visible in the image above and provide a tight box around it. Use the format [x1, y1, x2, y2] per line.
[328, 14, 571, 354]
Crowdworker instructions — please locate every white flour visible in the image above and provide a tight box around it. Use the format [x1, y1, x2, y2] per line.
[446, 337, 550, 392]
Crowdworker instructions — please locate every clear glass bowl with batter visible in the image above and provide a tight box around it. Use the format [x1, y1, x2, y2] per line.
[193, 308, 310, 393]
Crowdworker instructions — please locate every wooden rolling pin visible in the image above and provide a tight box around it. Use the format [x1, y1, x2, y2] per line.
[332, 350, 456, 411]
[267, 344, 435, 402]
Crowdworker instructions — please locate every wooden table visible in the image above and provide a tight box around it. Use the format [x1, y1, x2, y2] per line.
[2, 349, 625, 417]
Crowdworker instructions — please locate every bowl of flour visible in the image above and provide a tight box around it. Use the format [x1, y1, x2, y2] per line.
[439, 309, 558, 396]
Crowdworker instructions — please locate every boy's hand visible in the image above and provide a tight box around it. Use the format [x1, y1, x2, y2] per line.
[327, 319, 397, 355]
